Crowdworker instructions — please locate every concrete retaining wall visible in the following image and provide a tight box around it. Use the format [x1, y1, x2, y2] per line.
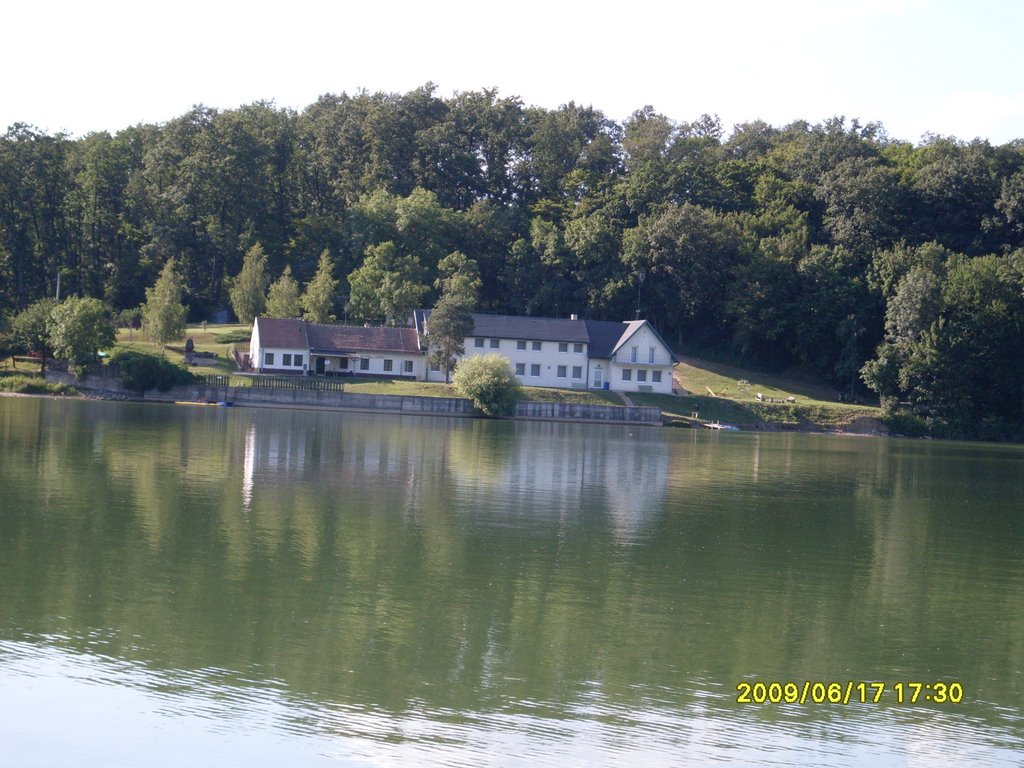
[515, 401, 661, 424]
[45, 372, 661, 425]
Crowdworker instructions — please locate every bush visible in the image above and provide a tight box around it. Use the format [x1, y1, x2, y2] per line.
[0, 375, 76, 395]
[452, 353, 521, 417]
[111, 350, 196, 394]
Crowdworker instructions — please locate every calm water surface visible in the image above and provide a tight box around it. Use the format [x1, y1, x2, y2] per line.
[1, 397, 1022, 766]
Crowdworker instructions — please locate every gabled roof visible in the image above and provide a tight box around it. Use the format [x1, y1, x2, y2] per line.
[416, 310, 675, 360]
[609, 319, 679, 362]
[255, 316, 309, 349]
[306, 322, 421, 354]
[584, 320, 633, 359]
[254, 317, 421, 355]
[469, 313, 591, 343]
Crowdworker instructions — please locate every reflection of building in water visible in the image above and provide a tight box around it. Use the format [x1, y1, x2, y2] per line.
[242, 423, 256, 513]
[238, 411, 453, 514]
[446, 422, 670, 540]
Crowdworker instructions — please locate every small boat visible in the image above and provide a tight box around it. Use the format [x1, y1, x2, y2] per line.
[704, 421, 740, 431]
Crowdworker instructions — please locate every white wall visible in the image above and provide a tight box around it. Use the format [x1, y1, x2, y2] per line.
[255, 346, 309, 373]
[607, 325, 674, 393]
[321, 353, 426, 379]
[432, 338, 591, 389]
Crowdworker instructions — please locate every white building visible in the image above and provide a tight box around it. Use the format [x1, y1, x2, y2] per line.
[248, 311, 676, 394]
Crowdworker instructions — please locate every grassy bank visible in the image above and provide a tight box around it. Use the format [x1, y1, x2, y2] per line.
[0, 372, 77, 396]
[629, 356, 882, 432]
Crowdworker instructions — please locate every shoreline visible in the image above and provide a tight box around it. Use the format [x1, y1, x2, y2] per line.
[1, 387, 893, 436]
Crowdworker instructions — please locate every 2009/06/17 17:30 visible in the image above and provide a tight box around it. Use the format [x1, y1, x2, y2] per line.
[736, 681, 964, 705]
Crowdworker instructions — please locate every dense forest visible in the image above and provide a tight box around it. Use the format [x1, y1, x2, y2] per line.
[1, 85, 1023, 438]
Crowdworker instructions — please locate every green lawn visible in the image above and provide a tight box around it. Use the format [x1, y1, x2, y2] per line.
[629, 356, 881, 429]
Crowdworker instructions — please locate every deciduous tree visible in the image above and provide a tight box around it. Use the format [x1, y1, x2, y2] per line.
[301, 249, 338, 323]
[141, 259, 188, 348]
[48, 297, 116, 366]
[228, 243, 269, 325]
[265, 265, 301, 318]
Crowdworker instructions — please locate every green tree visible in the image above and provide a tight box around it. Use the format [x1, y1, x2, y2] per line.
[111, 350, 195, 394]
[301, 249, 338, 323]
[229, 243, 269, 324]
[9, 299, 56, 372]
[453, 353, 521, 417]
[265, 265, 301, 318]
[346, 241, 426, 326]
[48, 297, 116, 366]
[426, 251, 480, 383]
[141, 259, 188, 348]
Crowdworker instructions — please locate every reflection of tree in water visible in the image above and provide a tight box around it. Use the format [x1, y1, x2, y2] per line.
[445, 421, 669, 541]
[1, 399, 1023, 737]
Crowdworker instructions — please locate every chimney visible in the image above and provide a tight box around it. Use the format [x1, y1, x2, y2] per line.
[570, 313, 579, 321]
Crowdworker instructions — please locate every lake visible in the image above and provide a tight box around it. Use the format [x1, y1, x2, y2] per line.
[1, 397, 1022, 766]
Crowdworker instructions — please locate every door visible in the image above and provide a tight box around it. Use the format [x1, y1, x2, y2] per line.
[315, 357, 325, 375]
[593, 367, 603, 389]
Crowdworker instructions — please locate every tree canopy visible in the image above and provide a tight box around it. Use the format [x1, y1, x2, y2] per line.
[3, 89, 1024, 438]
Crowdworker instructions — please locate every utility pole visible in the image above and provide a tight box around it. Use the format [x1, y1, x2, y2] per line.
[635, 268, 645, 319]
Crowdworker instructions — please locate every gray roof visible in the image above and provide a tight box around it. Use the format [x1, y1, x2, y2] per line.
[255, 317, 421, 355]
[417, 310, 666, 359]
[306, 322, 421, 354]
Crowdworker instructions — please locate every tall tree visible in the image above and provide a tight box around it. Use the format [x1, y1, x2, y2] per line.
[229, 243, 269, 324]
[141, 259, 188, 348]
[301, 249, 338, 323]
[427, 251, 480, 383]
[346, 241, 426, 326]
[265, 265, 301, 318]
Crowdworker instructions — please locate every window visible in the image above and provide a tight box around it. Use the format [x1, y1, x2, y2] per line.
[359, 358, 369, 371]
[622, 368, 632, 381]
[558, 342, 568, 352]
[557, 365, 567, 378]
[572, 366, 582, 379]
[652, 370, 662, 383]
[474, 338, 484, 348]
[383, 359, 393, 372]
[294, 355, 303, 367]
[532, 341, 541, 351]
[515, 363, 525, 376]
[490, 338, 500, 348]
[403, 360, 413, 374]
[430, 362, 441, 372]
[264, 352, 275, 366]
[630, 346, 638, 363]
[637, 369, 647, 382]
[649, 346, 656, 364]
[517, 339, 527, 350]
[574, 343, 583, 353]
[530, 364, 541, 377]
[283, 353, 292, 366]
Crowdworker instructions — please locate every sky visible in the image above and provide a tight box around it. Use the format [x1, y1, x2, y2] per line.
[4, 0, 1023, 145]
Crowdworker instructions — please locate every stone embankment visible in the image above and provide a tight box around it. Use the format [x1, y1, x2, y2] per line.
[44, 371, 663, 426]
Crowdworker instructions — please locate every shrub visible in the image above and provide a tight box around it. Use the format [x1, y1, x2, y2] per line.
[111, 350, 196, 394]
[452, 353, 521, 417]
[0, 375, 76, 395]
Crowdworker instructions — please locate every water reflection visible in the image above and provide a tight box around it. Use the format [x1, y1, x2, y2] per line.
[1, 399, 1023, 767]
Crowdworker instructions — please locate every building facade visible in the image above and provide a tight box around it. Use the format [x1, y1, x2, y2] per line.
[249, 312, 676, 394]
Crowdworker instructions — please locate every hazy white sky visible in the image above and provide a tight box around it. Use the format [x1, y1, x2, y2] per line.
[5, 0, 1023, 144]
